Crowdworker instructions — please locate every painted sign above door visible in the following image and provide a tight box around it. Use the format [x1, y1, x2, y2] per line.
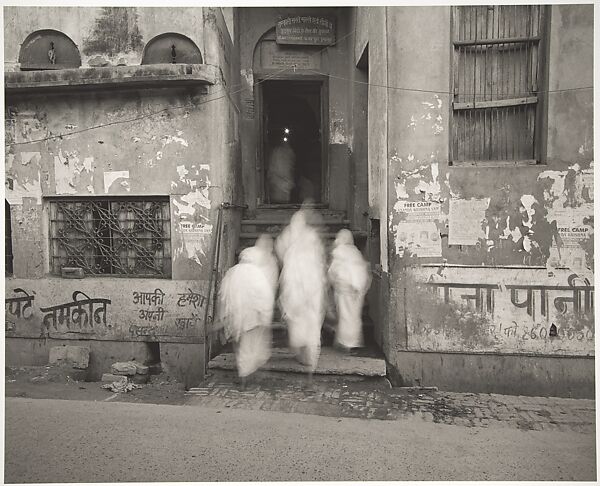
[260, 42, 322, 70]
[276, 16, 336, 46]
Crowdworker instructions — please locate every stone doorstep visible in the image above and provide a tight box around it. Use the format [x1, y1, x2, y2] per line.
[208, 347, 387, 377]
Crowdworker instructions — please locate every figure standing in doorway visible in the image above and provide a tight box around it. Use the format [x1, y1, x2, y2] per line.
[267, 142, 296, 204]
[327, 229, 371, 352]
[217, 240, 276, 389]
[276, 204, 326, 387]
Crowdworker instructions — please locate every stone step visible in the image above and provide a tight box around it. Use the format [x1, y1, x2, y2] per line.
[250, 207, 347, 222]
[242, 218, 350, 226]
[240, 231, 344, 240]
[237, 230, 368, 255]
[208, 347, 387, 377]
[240, 221, 350, 234]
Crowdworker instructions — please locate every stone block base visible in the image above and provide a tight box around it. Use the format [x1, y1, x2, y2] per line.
[388, 350, 595, 398]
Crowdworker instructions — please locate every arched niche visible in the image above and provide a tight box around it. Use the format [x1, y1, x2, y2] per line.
[252, 28, 329, 76]
[141, 33, 202, 65]
[18, 29, 81, 70]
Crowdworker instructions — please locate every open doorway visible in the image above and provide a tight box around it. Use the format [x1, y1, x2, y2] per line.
[261, 80, 326, 205]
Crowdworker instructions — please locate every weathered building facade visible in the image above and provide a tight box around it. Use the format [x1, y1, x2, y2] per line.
[4, 6, 241, 387]
[5, 5, 594, 396]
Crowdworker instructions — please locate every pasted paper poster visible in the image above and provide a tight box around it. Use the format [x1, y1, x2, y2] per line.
[394, 201, 441, 222]
[395, 222, 442, 258]
[547, 204, 593, 270]
[179, 222, 213, 265]
[448, 198, 490, 246]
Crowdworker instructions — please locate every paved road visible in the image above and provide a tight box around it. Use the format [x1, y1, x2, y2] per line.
[5, 397, 596, 482]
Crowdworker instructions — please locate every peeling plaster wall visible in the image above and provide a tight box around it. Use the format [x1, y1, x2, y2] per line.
[4, 6, 206, 70]
[6, 86, 231, 277]
[5, 83, 236, 315]
[377, 6, 593, 394]
[5, 8, 241, 385]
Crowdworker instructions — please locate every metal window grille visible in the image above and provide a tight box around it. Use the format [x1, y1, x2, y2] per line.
[5, 200, 13, 275]
[49, 197, 171, 278]
[451, 5, 546, 163]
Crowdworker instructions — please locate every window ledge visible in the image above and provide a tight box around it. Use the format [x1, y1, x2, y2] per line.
[450, 159, 539, 168]
[5, 63, 219, 94]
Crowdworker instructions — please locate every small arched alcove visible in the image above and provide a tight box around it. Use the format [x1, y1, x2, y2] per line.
[141, 33, 202, 65]
[18, 29, 81, 70]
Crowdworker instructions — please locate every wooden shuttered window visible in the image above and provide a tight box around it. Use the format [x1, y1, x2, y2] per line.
[451, 5, 547, 164]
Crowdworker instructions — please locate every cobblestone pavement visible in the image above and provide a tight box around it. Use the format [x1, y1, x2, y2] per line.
[187, 371, 595, 434]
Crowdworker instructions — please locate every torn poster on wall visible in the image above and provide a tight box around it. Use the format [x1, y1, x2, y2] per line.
[395, 222, 442, 258]
[547, 204, 594, 270]
[448, 198, 490, 246]
[179, 221, 213, 265]
[394, 200, 441, 222]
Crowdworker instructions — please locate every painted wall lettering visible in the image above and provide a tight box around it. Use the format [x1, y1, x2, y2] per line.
[132, 289, 165, 306]
[5, 288, 35, 319]
[409, 267, 594, 356]
[138, 308, 167, 321]
[427, 273, 593, 319]
[174, 315, 201, 330]
[5, 279, 206, 343]
[39, 291, 111, 332]
[129, 324, 157, 338]
[176, 289, 206, 309]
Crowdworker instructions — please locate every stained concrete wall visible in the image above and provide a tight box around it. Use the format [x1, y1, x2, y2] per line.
[352, 5, 594, 396]
[4, 6, 206, 70]
[343, 7, 390, 352]
[4, 7, 240, 388]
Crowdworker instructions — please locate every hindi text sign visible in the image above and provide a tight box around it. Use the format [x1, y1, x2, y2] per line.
[276, 16, 336, 46]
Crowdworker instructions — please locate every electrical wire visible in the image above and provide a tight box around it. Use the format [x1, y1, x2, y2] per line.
[305, 68, 593, 96]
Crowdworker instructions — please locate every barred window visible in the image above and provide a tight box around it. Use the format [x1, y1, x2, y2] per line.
[451, 5, 547, 164]
[49, 197, 171, 278]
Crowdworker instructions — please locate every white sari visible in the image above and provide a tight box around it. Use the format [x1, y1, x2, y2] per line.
[217, 248, 275, 377]
[276, 210, 326, 370]
[328, 229, 371, 349]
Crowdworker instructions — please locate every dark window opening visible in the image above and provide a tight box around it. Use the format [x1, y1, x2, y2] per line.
[5, 200, 13, 275]
[368, 218, 381, 269]
[145, 342, 161, 365]
[262, 80, 324, 204]
[49, 197, 171, 277]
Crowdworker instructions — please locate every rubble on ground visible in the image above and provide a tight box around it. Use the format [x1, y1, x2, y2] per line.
[101, 373, 128, 384]
[101, 380, 141, 393]
[111, 361, 138, 376]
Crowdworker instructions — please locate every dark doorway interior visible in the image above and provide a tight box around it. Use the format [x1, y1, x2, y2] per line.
[262, 80, 323, 204]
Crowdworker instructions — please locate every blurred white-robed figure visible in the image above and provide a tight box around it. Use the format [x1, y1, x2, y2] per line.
[267, 143, 296, 203]
[276, 208, 326, 380]
[217, 244, 275, 386]
[253, 234, 279, 293]
[328, 229, 371, 350]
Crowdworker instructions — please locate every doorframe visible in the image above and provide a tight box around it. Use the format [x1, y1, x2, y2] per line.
[255, 74, 329, 208]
